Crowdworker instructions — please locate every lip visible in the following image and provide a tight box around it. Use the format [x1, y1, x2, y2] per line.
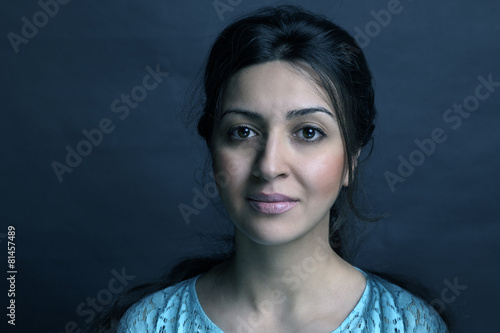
[247, 193, 299, 215]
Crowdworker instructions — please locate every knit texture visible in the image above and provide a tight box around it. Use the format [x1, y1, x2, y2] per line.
[118, 269, 447, 332]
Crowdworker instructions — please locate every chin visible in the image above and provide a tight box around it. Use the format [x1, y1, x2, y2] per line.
[233, 212, 319, 246]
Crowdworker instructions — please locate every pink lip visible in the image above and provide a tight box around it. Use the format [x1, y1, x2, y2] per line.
[247, 193, 299, 215]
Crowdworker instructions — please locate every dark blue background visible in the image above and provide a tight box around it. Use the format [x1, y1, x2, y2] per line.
[1, 0, 499, 332]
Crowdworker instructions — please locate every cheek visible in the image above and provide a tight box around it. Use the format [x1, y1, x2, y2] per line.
[213, 148, 251, 193]
[301, 150, 345, 199]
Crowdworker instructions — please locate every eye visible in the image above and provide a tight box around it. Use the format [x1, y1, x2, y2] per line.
[228, 126, 258, 140]
[294, 126, 326, 142]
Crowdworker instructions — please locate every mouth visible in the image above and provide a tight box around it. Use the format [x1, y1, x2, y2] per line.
[247, 193, 299, 215]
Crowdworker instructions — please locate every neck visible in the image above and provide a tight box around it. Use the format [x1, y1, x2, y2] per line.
[223, 223, 352, 312]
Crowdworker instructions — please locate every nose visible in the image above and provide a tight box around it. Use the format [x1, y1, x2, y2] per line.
[252, 133, 290, 181]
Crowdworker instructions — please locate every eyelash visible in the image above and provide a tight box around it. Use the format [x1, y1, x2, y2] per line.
[294, 126, 327, 143]
[227, 126, 258, 141]
[227, 125, 327, 143]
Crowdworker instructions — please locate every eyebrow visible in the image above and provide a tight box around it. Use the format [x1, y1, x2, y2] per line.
[285, 107, 335, 120]
[220, 107, 335, 121]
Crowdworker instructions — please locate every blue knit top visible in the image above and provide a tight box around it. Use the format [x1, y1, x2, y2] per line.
[118, 269, 447, 332]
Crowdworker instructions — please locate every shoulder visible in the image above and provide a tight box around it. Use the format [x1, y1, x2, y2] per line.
[365, 272, 448, 332]
[117, 276, 198, 333]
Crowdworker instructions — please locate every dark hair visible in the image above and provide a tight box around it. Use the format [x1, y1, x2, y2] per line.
[198, 4, 377, 259]
[89, 5, 449, 331]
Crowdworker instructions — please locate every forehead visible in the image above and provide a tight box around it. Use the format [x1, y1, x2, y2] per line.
[221, 61, 331, 115]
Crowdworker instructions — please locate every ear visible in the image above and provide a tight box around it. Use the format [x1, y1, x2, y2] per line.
[342, 172, 349, 187]
[343, 150, 360, 187]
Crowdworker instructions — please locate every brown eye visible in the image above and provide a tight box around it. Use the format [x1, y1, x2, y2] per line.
[228, 126, 257, 140]
[293, 126, 326, 143]
[302, 128, 316, 139]
[237, 127, 251, 138]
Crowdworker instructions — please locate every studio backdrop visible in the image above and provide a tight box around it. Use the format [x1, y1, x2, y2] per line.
[1, 0, 499, 332]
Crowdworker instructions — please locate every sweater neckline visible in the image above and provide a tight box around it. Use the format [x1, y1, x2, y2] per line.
[188, 268, 372, 333]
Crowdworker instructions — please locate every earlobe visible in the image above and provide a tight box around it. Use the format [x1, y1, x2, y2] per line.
[343, 172, 349, 187]
[343, 150, 360, 187]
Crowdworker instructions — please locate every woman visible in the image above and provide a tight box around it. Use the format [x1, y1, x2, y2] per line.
[94, 5, 448, 332]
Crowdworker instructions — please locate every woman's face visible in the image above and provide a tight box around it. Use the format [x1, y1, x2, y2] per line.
[212, 61, 347, 246]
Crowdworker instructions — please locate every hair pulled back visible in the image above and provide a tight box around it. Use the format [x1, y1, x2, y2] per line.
[198, 5, 377, 257]
[89, 5, 380, 331]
